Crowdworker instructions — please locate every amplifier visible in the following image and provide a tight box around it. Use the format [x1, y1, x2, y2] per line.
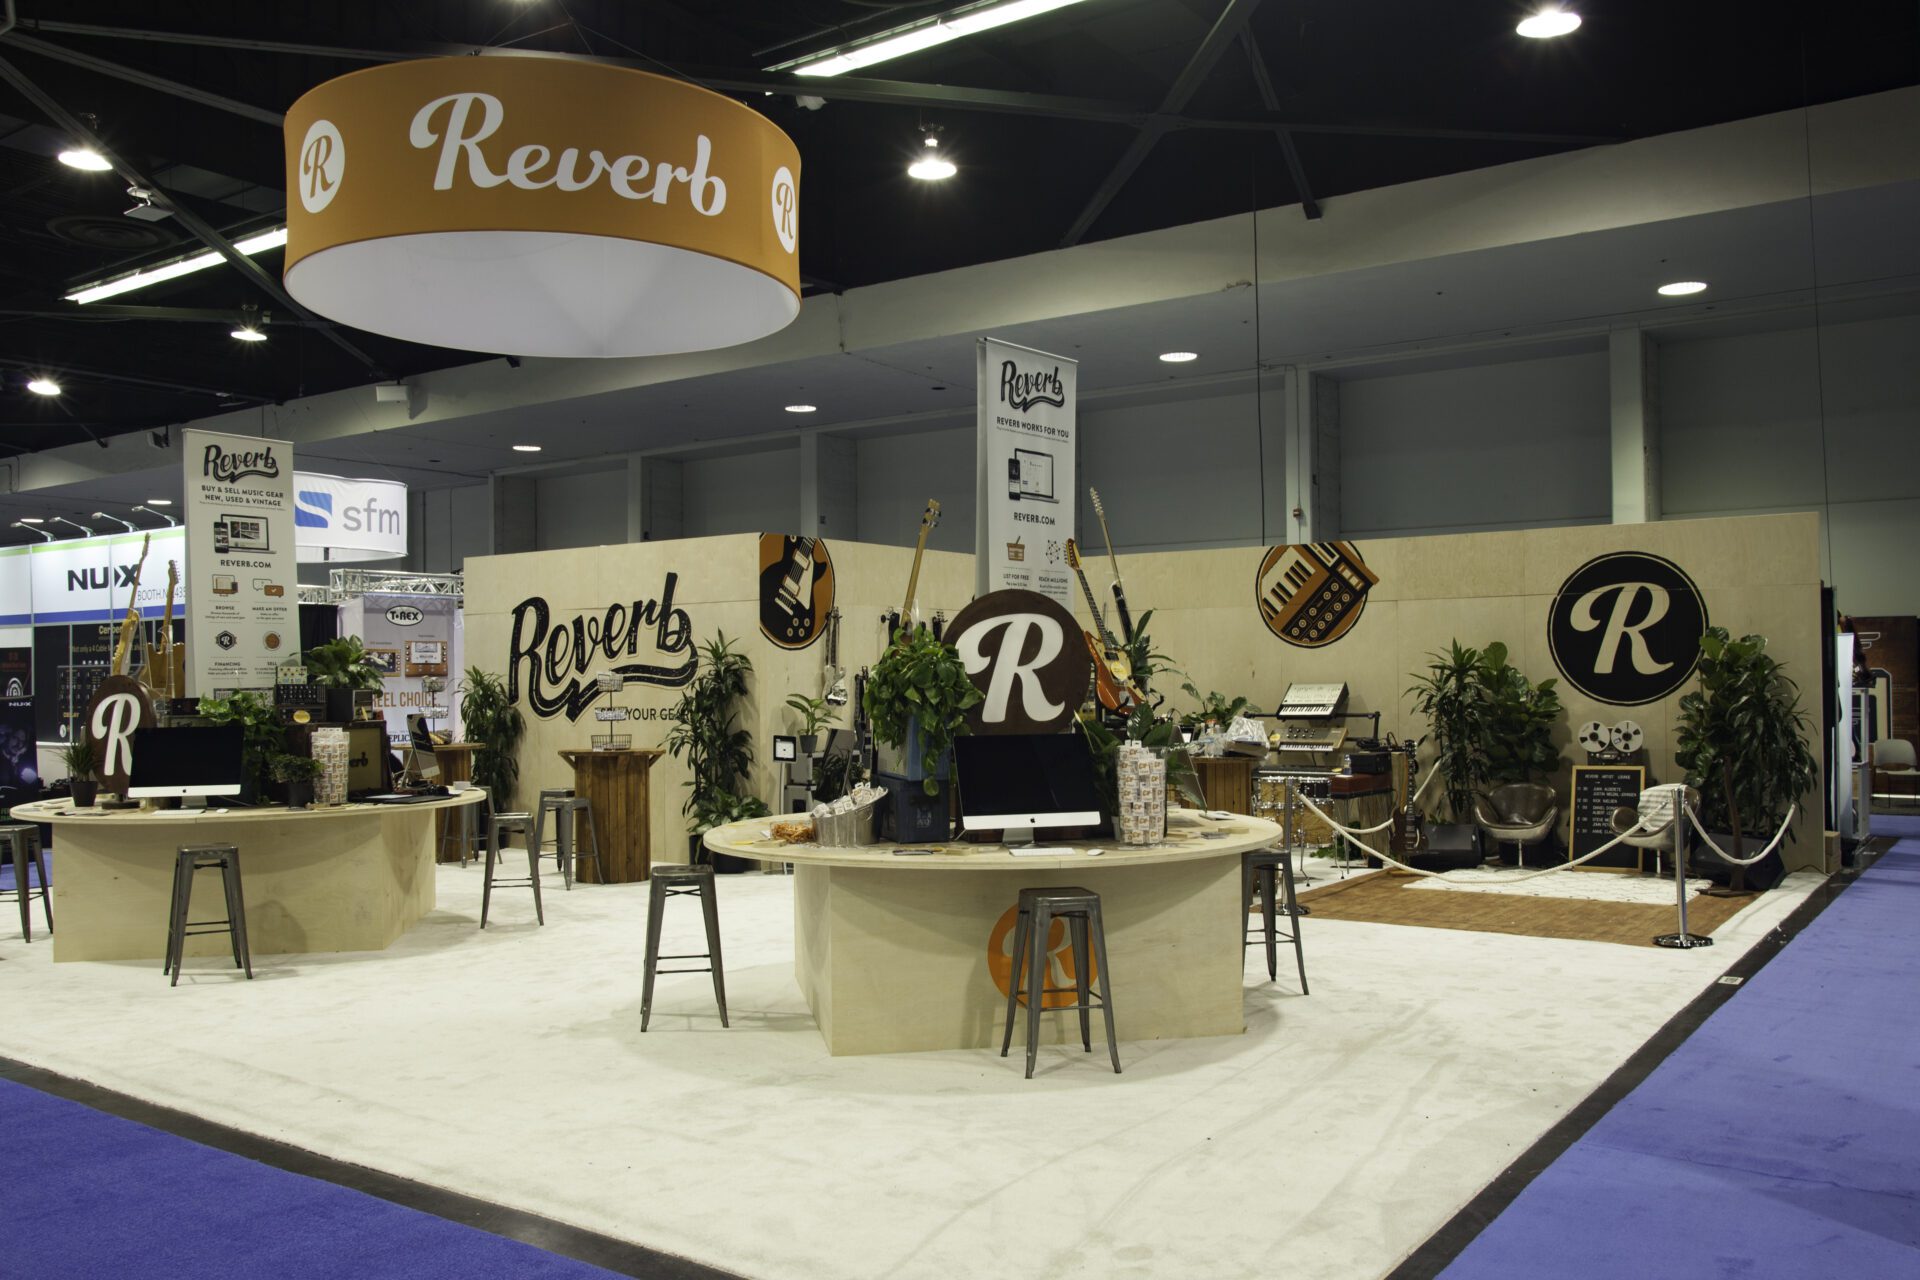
[1346, 750, 1390, 775]
[1329, 772, 1391, 797]
[276, 683, 327, 726]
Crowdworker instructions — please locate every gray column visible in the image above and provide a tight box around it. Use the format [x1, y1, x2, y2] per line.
[1280, 369, 1330, 543]
[627, 457, 683, 542]
[490, 474, 537, 554]
[1609, 328, 1661, 524]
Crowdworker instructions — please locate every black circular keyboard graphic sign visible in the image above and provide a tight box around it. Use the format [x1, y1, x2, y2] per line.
[1549, 552, 1708, 706]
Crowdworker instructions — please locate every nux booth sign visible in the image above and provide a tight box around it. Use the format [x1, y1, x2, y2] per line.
[283, 58, 802, 358]
[293, 472, 408, 563]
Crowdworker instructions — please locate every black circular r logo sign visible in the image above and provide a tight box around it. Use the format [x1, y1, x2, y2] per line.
[1548, 552, 1708, 706]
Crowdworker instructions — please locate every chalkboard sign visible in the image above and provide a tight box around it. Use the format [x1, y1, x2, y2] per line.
[1570, 764, 1646, 869]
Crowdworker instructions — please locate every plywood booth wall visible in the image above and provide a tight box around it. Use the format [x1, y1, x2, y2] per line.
[464, 534, 973, 868]
[1097, 512, 1827, 868]
[466, 514, 1826, 874]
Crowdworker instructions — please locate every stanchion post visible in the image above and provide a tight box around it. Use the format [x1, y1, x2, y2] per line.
[1654, 796, 1714, 949]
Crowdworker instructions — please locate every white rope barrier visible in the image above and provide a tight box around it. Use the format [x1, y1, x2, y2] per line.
[1683, 803, 1798, 867]
[1312, 764, 1442, 836]
[1293, 790, 1661, 885]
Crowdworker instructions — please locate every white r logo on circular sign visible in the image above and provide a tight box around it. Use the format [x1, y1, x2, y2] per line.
[770, 166, 797, 254]
[300, 119, 345, 213]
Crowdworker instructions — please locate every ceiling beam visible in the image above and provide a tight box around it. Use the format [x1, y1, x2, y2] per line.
[0, 53, 388, 379]
[1060, 0, 1265, 248]
[0, 304, 335, 327]
[0, 31, 285, 125]
[1241, 33, 1319, 220]
[0, 356, 269, 402]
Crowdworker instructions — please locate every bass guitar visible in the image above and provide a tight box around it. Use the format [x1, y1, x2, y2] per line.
[1064, 538, 1139, 714]
[1088, 487, 1135, 647]
[886, 499, 940, 642]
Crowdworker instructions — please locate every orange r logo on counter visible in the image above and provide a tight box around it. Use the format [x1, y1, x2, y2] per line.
[987, 904, 1098, 1008]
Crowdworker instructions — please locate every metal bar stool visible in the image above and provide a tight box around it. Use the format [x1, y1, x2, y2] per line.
[164, 844, 251, 985]
[530, 787, 576, 885]
[1, 822, 52, 943]
[640, 864, 727, 1031]
[1242, 848, 1309, 993]
[999, 886, 1119, 1078]
[438, 785, 488, 866]
[482, 811, 544, 928]
[551, 796, 604, 889]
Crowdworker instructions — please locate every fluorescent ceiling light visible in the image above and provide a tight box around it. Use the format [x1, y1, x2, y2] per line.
[26, 377, 61, 395]
[66, 226, 288, 304]
[231, 324, 267, 342]
[19, 517, 44, 523]
[511, 444, 542, 452]
[1158, 351, 1198, 363]
[784, 404, 818, 413]
[1516, 8, 1581, 38]
[146, 499, 173, 506]
[57, 146, 113, 171]
[774, 0, 1089, 78]
[1657, 280, 1708, 296]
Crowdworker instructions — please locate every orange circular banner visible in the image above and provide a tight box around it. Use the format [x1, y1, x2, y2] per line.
[284, 58, 801, 357]
[987, 903, 1098, 1009]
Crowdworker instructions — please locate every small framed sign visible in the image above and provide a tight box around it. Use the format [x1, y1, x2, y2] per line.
[772, 734, 798, 763]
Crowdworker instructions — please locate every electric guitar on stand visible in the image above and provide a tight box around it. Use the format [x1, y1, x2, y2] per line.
[136, 557, 181, 700]
[1065, 538, 1139, 714]
[821, 607, 848, 707]
[1088, 487, 1135, 647]
[110, 534, 152, 676]
[885, 499, 940, 642]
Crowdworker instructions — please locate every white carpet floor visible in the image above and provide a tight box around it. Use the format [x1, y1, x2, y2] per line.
[1404, 866, 1717, 903]
[0, 858, 1822, 1280]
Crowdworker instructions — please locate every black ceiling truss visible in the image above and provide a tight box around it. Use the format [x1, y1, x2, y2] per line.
[1241, 30, 1318, 221]
[0, 352, 271, 402]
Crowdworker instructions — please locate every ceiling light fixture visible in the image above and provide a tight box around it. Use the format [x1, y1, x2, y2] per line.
[1158, 351, 1199, 363]
[773, 0, 1090, 77]
[907, 135, 957, 181]
[511, 444, 542, 452]
[93, 511, 141, 532]
[132, 505, 177, 525]
[26, 377, 61, 396]
[57, 146, 112, 172]
[1516, 7, 1582, 38]
[1657, 280, 1709, 297]
[65, 226, 288, 304]
[231, 325, 267, 342]
[145, 498, 173, 506]
[784, 404, 818, 414]
[11, 522, 56, 542]
[50, 516, 94, 537]
[19, 516, 45, 523]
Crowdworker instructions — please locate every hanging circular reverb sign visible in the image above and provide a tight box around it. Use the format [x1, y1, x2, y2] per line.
[946, 589, 1091, 735]
[757, 534, 835, 650]
[1549, 551, 1708, 706]
[1255, 542, 1377, 648]
[283, 58, 801, 358]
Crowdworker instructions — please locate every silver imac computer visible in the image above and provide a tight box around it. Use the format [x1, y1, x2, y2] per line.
[127, 726, 246, 800]
[954, 733, 1103, 843]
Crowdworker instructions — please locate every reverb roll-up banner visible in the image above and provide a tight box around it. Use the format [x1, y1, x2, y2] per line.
[183, 428, 299, 693]
[975, 337, 1077, 606]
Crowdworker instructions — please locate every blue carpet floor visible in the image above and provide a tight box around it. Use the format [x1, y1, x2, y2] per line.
[1441, 822, 1920, 1278]
[0, 1077, 630, 1280]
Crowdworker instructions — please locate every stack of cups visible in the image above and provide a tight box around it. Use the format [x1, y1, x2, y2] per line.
[312, 728, 349, 806]
[1116, 742, 1167, 846]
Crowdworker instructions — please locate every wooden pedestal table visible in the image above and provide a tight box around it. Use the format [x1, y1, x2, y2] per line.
[1192, 755, 1257, 815]
[704, 809, 1282, 1057]
[557, 748, 663, 883]
[14, 792, 484, 963]
[431, 743, 482, 862]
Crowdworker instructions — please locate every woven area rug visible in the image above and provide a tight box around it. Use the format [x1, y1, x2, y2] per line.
[1297, 869, 1772, 948]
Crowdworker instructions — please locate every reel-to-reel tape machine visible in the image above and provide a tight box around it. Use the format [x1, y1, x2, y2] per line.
[1576, 719, 1645, 762]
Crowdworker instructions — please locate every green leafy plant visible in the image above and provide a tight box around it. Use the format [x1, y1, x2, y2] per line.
[1178, 682, 1260, 731]
[58, 736, 97, 780]
[1407, 641, 1492, 822]
[1675, 628, 1818, 866]
[459, 668, 525, 808]
[863, 627, 983, 795]
[1077, 711, 1182, 824]
[197, 690, 287, 792]
[1477, 642, 1562, 786]
[268, 752, 324, 783]
[784, 693, 838, 740]
[304, 635, 385, 690]
[665, 632, 768, 840]
[1119, 610, 1181, 696]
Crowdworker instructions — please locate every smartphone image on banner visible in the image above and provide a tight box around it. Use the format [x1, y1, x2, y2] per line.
[212, 520, 230, 555]
[1007, 457, 1021, 501]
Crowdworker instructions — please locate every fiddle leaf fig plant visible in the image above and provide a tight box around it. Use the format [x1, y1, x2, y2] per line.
[1675, 627, 1817, 862]
[460, 667, 525, 808]
[665, 632, 770, 840]
[1409, 640, 1565, 819]
[863, 627, 983, 795]
[1477, 642, 1563, 787]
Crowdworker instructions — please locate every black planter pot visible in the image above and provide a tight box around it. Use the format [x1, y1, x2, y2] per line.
[285, 779, 315, 810]
[691, 831, 755, 874]
[70, 778, 98, 808]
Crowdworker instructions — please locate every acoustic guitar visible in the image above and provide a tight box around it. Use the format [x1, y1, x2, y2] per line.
[1065, 538, 1139, 713]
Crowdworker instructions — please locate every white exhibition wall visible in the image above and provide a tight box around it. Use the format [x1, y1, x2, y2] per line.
[401, 310, 1920, 616]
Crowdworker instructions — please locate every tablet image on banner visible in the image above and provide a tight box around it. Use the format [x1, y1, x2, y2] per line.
[184, 428, 298, 694]
[976, 337, 1076, 606]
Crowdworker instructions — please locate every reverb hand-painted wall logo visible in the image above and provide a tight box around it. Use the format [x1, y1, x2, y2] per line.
[507, 575, 696, 719]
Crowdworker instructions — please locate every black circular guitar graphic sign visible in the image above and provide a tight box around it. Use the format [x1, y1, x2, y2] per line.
[757, 533, 836, 650]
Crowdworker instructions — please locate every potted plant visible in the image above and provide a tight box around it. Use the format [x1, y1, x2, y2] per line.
[1407, 641, 1494, 858]
[1675, 627, 1818, 893]
[1473, 642, 1564, 864]
[665, 632, 770, 872]
[60, 736, 99, 808]
[460, 667, 525, 810]
[305, 634, 385, 722]
[197, 690, 287, 802]
[270, 752, 324, 809]
[863, 626, 981, 841]
[783, 692, 838, 757]
[1177, 682, 1259, 734]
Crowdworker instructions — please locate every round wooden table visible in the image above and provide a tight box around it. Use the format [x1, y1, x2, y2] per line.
[704, 808, 1282, 1056]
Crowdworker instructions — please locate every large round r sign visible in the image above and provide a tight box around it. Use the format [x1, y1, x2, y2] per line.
[946, 589, 1092, 734]
[1548, 552, 1708, 705]
[85, 674, 156, 797]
